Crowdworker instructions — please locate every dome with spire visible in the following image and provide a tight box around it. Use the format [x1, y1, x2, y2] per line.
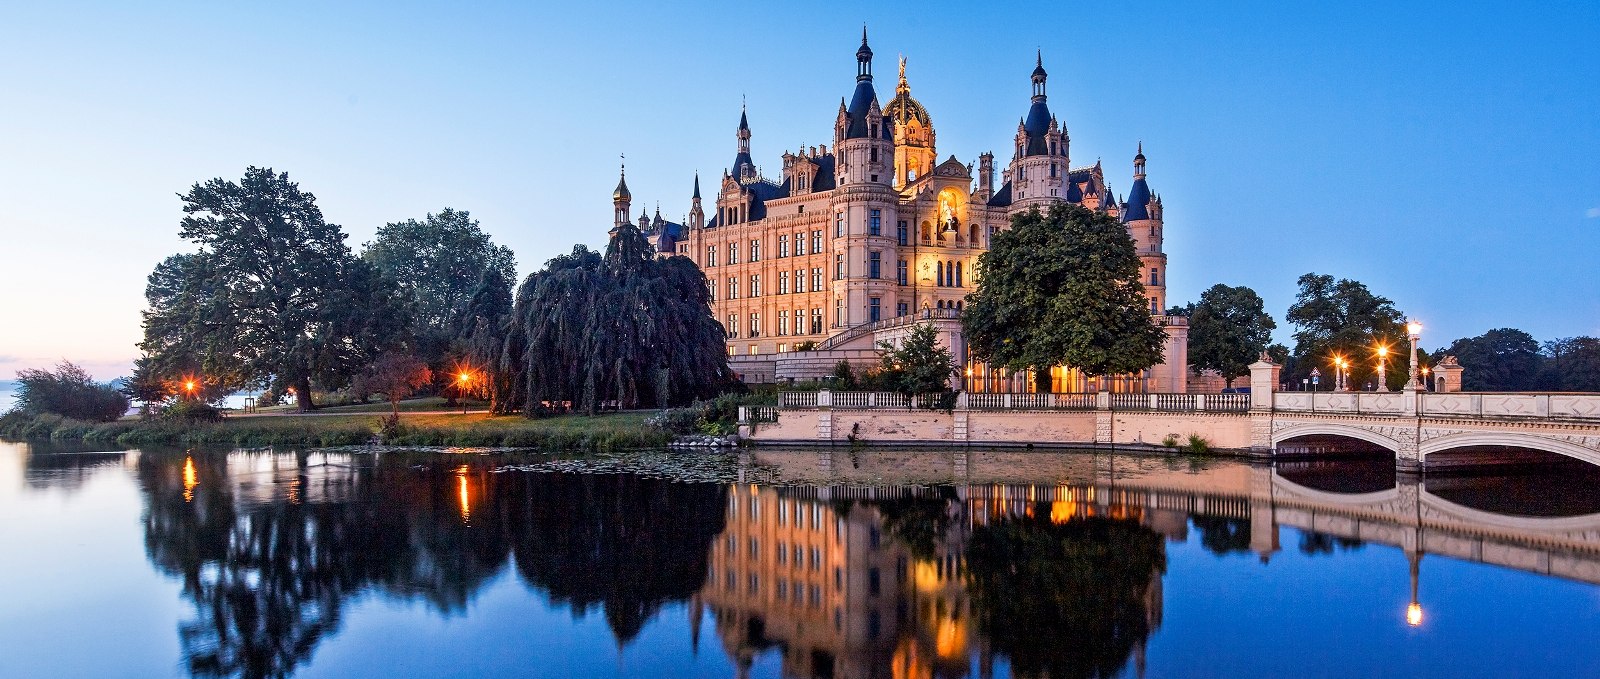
[884, 55, 931, 129]
[613, 168, 631, 202]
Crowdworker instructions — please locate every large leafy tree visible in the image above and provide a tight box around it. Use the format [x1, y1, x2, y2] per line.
[1437, 328, 1543, 391]
[1285, 273, 1406, 387]
[964, 204, 1166, 387]
[504, 224, 732, 414]
[363, 208, 516, 365]
[875, 322, 958, 400]
[457, 268, 515, 412]
[1539, 337, 1600, 392]
[1187, 284, 1276, 388]
[140, 167, 410, 410]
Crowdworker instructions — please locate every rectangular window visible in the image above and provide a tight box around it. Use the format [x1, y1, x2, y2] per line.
[869, 568, 881, 596]
[811, 308, 823, 334]
[706, 245, 717, 267]
[796, 231, 806, 255]
[794, 269, 805, 293]
[751, 274, 761, 298]
[869, 251, 881, 279]
[778, 310, 788, 335]
[750, 240, 760, 262]
[708, 278, 717, 301]
[1150, 267, 1159, 286]
[778, 234, 789, 258]
[728, 277, 738, 300]
[896, 301, 908, 317]
[834, 299, 844, 327]
[897, 221, 908, 246]
[726, 314, 738, 339]
[779, 271, 789, 295]
[834, 253, 844, 280]
[835, 212, 844, 238]
[812, 230, 822, 253]
[869, 297, 881, 322]
[750, 312, 760, 337]
[896, 259, 907, 286]
[728, 241, 739, 264]
[794, 309, 805, 335]
[869, 209, 881, 236]
[749, 344, 759, 355]
[811, 268, 822, 292]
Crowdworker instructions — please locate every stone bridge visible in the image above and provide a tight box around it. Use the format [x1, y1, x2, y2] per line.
[742, 362, 1600, 473]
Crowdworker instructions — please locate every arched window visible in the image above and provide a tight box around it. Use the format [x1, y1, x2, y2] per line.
[955, 262, 963, 287]
[936, 261, 945, 287]
[921, 221, 932, 242]
[969, 224, 979, 245]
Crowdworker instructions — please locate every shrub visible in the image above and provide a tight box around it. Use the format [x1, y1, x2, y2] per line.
[160, 400, 223, 423]
[1185, 433, 1211, 454]
[13, 361, 129, 422]
[1161, 434, 1180, 448]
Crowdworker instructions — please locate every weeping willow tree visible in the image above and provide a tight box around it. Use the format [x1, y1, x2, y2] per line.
[503, 224, 733, 414]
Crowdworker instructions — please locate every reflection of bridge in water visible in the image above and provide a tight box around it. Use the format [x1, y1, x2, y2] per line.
[739, 449, 1600, 583]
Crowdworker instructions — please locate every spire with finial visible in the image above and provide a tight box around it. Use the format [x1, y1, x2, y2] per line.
[1031, 49, 1048, 100]
[692, 172, 701, 200]
[1134, 141, 1146, 178]
[612, 156, 631, 229]
[856, 25, 873, 80]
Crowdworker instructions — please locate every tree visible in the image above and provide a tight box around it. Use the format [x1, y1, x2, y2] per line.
[121, 355, 172, 414]
[140, 167, 411, 410]
[13, 361, 129, 421]
[503, 224, 733, 414]
[1285, 273, 1406, 387]
[1438, 328, 1542, 391]
[363, 208, 516, 381]
[875, 323, 957, 399]
[1538, 337, 1600, 392]
[1186, 284, 1276, 388]
[964, 204, 1167, 386]
[456, 268, 515, 412]
[352, 353, 433, 418]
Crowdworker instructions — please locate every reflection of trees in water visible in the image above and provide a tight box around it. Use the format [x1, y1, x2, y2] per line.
[504, 472, 727, 642]
[871, 488, 959, 561]
[136, 452, 726, 678]
[1298, 530, 1365, 555]
[1190, 515, 1253, 555]
[965, 510, 1166, 679]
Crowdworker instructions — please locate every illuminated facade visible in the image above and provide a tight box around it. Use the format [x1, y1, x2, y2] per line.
[615, 30, 1188, 392]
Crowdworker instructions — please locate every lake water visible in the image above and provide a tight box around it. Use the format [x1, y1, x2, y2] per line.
[0, 381, 16, 413]
[2, 440, 1598, 678]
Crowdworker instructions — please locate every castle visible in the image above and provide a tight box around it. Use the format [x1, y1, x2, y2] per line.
[611, 30, 1189, 393]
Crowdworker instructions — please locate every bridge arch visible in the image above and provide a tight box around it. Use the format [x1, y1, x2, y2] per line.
[1271, 423, 1401, 453]
[1419, 431, 1600, 469]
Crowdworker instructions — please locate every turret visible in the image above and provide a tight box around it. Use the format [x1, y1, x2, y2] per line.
[612, 163, 631, 230]
[732, 107, 757, 183]
[1123, 142, 1165, 315]
[835, 27, 891, 186]
[1007, 52, 1068, 208]
[975, 151, 995, 200]
[688, 172, 704, 229]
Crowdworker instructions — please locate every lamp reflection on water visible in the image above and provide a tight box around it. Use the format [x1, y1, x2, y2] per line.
[457, 465, 471, 523]
[182, 456, 197, 503]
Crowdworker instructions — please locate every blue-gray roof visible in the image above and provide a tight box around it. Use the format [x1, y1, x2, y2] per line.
[987, 181, 1013, 207]
[1123, 177, 1152, 221]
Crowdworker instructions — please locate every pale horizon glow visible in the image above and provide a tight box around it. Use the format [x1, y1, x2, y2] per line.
[1, 1, 1597, 381]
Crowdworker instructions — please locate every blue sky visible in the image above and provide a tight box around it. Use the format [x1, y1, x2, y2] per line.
[1, 0, 1596, 379]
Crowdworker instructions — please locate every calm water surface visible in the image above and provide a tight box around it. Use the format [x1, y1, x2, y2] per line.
[1, 440, 1598, 678]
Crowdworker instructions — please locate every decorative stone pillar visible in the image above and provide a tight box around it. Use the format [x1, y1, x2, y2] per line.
[1249, 352, 1280, 412]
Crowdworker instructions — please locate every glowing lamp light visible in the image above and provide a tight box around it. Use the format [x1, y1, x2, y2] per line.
[1406, 602, 1424, 627]
[1377, 345, 1389, 358]
[184, 381, 196, 392]
[1407, 320, 1423, 336]
[458, 372, 471, 383]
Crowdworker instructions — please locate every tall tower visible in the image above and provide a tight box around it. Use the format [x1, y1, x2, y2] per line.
[886, 56, 936, 188]
[1123, 142, 1166, 315]
[612, 163, 631, 230]
[830, 27, 897, 330]
[1007, 52, 1069, 211]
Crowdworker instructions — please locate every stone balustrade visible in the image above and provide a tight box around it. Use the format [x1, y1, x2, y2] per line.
[1271, 391, 1600, 422]
[770, 390, 1250, 413]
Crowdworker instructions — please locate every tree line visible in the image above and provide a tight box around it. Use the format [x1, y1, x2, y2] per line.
[127, 166, 733, 415]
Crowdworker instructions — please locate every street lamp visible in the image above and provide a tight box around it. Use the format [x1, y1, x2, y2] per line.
[457, 372, 472, 415]
[1406, 319, 1423, 391]
[184, 380, 197, 401]
[1376, 344, 1390, 392]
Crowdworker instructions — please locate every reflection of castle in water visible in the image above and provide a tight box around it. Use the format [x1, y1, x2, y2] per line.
[700, 482, 1169, 679]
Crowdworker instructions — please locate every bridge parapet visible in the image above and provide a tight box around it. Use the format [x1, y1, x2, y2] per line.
[1272, 391, 1600, 423]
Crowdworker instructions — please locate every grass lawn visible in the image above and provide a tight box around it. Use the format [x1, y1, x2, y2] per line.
[2, 410, 668, 450]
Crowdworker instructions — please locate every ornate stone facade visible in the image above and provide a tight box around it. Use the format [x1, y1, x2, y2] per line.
[611, 31, 1189, 392]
